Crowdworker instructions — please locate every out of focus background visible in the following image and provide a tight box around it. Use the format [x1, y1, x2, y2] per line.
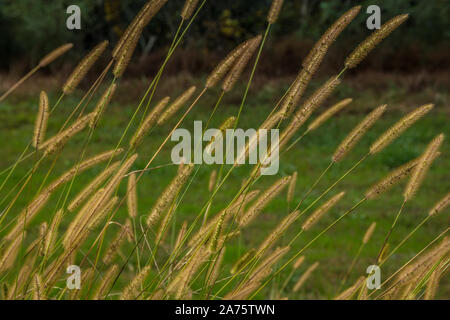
[0, 0, 449, 77]
[0, 0, 448, 298]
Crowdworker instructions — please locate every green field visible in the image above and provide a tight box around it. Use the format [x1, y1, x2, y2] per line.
[0, 75, 448, 299]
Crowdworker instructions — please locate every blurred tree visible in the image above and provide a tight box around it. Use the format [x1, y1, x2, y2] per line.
[0, 0, 448, 71]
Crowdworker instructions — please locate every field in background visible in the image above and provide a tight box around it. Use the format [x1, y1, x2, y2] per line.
[0, 73, 449, 298]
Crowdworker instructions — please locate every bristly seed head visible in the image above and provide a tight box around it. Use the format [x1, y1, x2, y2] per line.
[308, 98, 352, 132]
[181, 0, 200, 20]
[33, 91, 50, 148]
[345, 14, 409, 69]
[302, 192, 345, 231]
[39, 43, 73, 67]
[222, 35, 262, 92]
[63, 41, 109, 94]
[363, 222, 376, 244]
[333, 104, 387, 162]
[267, 0, 284, 24]
[157, 86, 196, 125]
[429, 192, 450, 216]
[404, 134, 444, 201]
[370, 104, 434, 154]
[205, 39, 250, 89]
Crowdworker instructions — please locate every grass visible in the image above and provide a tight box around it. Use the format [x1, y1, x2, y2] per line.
[1, 76, 448, 299]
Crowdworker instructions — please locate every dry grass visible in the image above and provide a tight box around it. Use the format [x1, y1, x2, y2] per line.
[0, 0, 447, 301]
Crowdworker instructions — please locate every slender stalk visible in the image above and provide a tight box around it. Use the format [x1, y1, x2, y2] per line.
[283, 130, 308, 154]
[249, 197, 367, 299]
[81, 88, 208, 294]
[338, 242, 364, 292]
[376, 199, 407, 263]
[371, 227, 448, 300]
[102, 0, 207, 170]
[118, 15, 271, 297]
[137, 19, 185, 129]
[295, 161, 334, 211]
[0, 65, 40, 103]
[381, 215, 431, 264]
[0, 156, 45, 226]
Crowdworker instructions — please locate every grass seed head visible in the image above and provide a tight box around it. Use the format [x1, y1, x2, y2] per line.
[267, 0, 284, 24]
[39, 43, 73, 67]
[32, 91, 50, 148]
[181, 0, 200, 20]
[222, 35, 262, 92]
[333, 104, 387, 162]
[404, 134, 444, 201]
[345, 14, 409, 69]
[370, 104, 434, 154]
[63, 40, 108, 94]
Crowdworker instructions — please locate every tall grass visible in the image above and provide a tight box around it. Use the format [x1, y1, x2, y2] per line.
[0, 0, 447, 301]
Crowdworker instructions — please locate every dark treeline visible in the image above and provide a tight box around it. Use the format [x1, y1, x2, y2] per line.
[0, 0, 448, 75]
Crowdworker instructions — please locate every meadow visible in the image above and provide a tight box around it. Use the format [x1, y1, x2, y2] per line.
[0, 0, 448, 300]
[1, 72, 448, 298]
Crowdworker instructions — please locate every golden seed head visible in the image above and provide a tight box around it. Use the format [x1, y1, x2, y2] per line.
[365, 155, 424, 200]
[205, 39, 250, 88]
[370, 104, 434, 154]
[206, 247, 225, 288]
[32, 91, 50, 148]
[42, 209, 63, 256]
[333, 104, 387, 162]
[0, 232, 26, 273]
[41, 113, 95, 156]
[249, 246, 290, 282]
[130, 96, 170, 148]
[222, 35, 262, 92]
[46, 148, 124, 194]
[303, 6, 361, 74]
[146, 163, 194, 227]
[39, 43, 73, 67]
[429, 192, 450, 216]
[103, 225, 129, 265]
[334, 276, 365, 300]
[208, 169, 217, 192]
[404, 134, 444, 201]
[93, 264, 119, 300]
[127, 173, 138, 219]
[292, 76, 341, 126]
[363, 222, 377, 244]
[63, 40, 109, 94]
[205, 116, 236, 156]
[308, 98, 352, 131]
[267, 0, 284, 24]
[219, 116, 236, 131]
[302, 192, 345, 231]
[90, 84, 117, 128]
[231, 249, 255, 275]
[258, 210, 300, 253]
[113, 21, 144, 78]
[279, 69, 312, 119]
[239, 176, 291, 227]
[293, 255, 305, 269]
[157, 86, 196, 125]
[113, 0, 168, 59]
[293, 262, 319, 292]
[345, 14, 409, 69]
[287, 171, 298, 204]
[181, 0, 200, 20]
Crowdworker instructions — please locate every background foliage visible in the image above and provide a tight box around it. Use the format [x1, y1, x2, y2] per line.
[0, 0, 448, 71]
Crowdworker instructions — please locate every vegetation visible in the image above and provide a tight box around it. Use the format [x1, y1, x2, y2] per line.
[0, 0, 448, 300]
